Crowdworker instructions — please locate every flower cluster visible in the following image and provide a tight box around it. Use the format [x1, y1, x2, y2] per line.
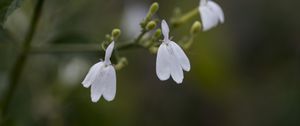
[82, 0, 225, 102]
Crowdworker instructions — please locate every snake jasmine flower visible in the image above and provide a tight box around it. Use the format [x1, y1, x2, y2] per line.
[156, 20, 191, 84]
[82, 42, 117, 102]
[199, 0, 225, 31]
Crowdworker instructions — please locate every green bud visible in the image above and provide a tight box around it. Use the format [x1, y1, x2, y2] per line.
[146, 21, 157, 31]
[140, 21, 146, 28]
[154, 29, 162, 38]
[149, 46, 158, 54]
[150, 2, 159, 14]
[145, 2, 159, 22]
[112, 29, 121, 40]
[190, 21, 201, 35]
[114, 57, 128, 70]
[143, 40, 152, 47]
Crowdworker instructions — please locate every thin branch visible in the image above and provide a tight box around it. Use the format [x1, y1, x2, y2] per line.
[29, 41, 140, 54]
[171, 8, 199, 28]
[0, 0, 45, 120]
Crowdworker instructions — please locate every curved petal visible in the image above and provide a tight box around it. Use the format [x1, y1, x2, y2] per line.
[90, 64, 107, 102]
[102, 65, 117, 101]
[207, 1, 224, 23]
[104, 41, 115, 65]
[170, 41, 191, 71]
[161, 20, 169, 40]
[167, 46, 184, 84]
[199, 6, 219, 31]
[170, 63, 184, 84]
[156, 44, 171, 81]
[82, 62, 103, 88]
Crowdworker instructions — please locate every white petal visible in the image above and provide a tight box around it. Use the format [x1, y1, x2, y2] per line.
[170, 41, 191, 72]
[156, 44, 171, 81]
[102, 65, 117, 101]
[167, 45, 184, 84]
[90, 64, 107, 102]
[161, 20, 169, 40]
[170, 63, 184, 84]
[82, 62, 103, 88]
[207, 1, 225, 23]
[104, 41, 115, 65]
[199, 6, 219, 31]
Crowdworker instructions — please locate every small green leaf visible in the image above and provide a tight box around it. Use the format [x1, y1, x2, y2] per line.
[0, 0, 23, 27]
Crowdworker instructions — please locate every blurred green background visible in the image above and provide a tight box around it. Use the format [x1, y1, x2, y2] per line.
[1, 0, 300, 125]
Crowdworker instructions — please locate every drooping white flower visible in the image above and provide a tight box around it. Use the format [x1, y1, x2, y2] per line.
[156, 20, 191, 84]
[82, 42, 116, 102]
[199, 0, 225, 31]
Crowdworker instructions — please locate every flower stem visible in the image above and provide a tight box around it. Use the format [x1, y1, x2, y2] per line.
[134, 30, 147, 44]
[0, 0, 45, 121]
[171, 7, 199, 28]
[29, 41, 141, 54]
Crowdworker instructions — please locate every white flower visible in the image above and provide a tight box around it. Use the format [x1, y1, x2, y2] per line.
[156, 20, 191, 84]
[82, 42, 116, 102]
[199, 0, 225, 31]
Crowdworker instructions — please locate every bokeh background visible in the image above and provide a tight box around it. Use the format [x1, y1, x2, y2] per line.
[1, 0, 300, 125]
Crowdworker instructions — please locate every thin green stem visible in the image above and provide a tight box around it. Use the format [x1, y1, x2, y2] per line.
[0, 0, 45, 121]
[30, 44, 102, 54]
[171, 7, 199, 28]
[134, 30, 147, 44]
[29, 41, 140, 54]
